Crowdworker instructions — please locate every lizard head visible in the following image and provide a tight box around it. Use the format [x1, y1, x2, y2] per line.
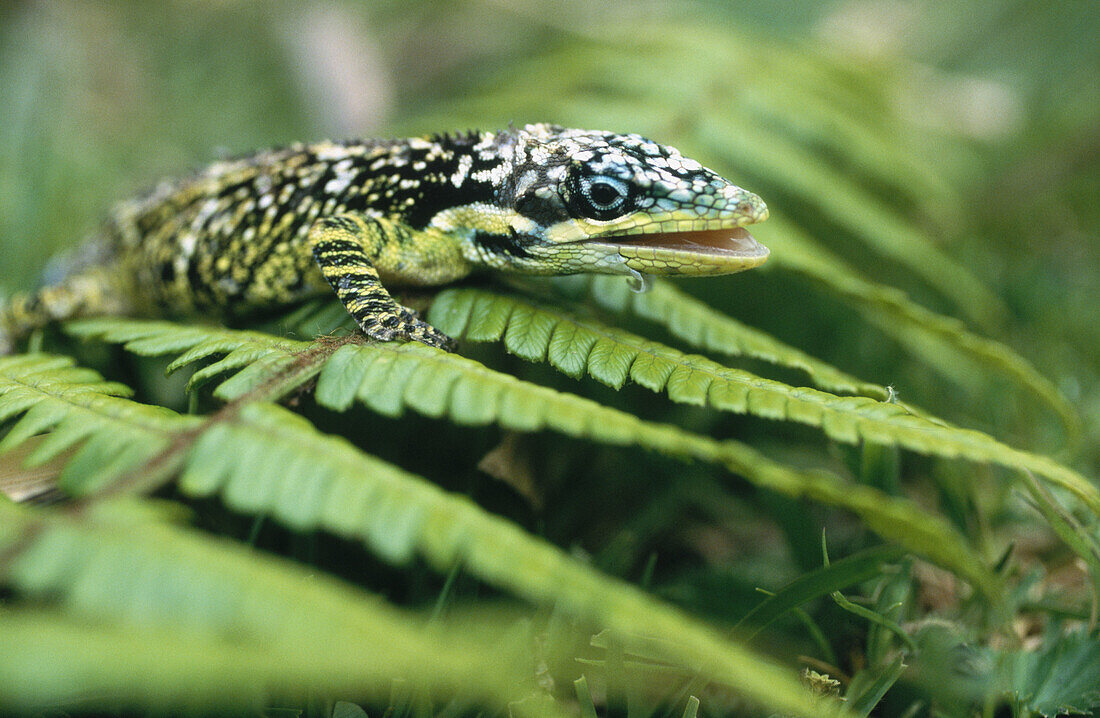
[456, 124, 769, 281]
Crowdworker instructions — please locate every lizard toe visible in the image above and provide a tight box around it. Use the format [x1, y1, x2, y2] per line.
[359, 312, 454, 350]
[402, 319, 455, 351]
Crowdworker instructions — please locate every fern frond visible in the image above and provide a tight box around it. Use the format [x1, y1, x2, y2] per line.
[0, 372, 834, 716]
[758, 217, 1081, 442]
[56, 317, 1092, 572]
[531, 277, 887, 398]
[0, 610, 493, 714]
[734, 51, 962, 227]
[0, 609, 575, 716]
[0, 354, 197, 493]
[311, 342, 994, 591]
[65, 317, 326, 399]
[0, 340, 996, 594]
[554, 251, 1076, 447]
[0, 501, 554, 714]
[616, 26, 964, 224]
[423, 290, 1097, 515]
[174, 401, 834, 717]
[58, 317, 1087, 586]
[0, 348, 914, 713]
[696, 115, 1003, 325]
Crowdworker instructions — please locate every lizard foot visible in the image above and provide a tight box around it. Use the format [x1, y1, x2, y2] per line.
[361, 308, 456, 351]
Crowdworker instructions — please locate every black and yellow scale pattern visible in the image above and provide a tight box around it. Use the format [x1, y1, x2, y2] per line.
[1, 124, 770, 353]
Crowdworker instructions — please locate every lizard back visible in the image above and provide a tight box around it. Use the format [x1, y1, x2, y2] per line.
[108, 134, 503, 315]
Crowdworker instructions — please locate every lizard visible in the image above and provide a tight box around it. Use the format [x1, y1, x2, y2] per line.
[0, 123, 769, 355]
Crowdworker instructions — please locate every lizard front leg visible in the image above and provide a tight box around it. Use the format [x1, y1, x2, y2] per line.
[308, 214, 456, 349]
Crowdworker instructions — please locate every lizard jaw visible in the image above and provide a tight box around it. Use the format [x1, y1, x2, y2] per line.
[587, 226, 769, 276]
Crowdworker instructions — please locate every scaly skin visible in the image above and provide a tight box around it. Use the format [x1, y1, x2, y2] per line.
[0, 123, 768, 353]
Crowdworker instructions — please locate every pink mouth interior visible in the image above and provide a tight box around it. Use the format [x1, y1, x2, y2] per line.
[602, 226, 764, 256]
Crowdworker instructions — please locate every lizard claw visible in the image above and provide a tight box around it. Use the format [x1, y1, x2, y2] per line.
[406, 324, 456, 351]
[395, 315, 456, 351]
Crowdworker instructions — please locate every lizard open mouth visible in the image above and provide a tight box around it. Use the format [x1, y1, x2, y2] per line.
[581, 225, 769, 276]
[593, 226, 768, 258]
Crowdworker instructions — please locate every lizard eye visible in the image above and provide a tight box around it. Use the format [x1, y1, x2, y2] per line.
[566, 171, 634, 221]
[586, 178, 626, 210]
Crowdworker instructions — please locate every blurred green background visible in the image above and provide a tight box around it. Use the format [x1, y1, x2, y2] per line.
[1, 2, 1098, 714]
